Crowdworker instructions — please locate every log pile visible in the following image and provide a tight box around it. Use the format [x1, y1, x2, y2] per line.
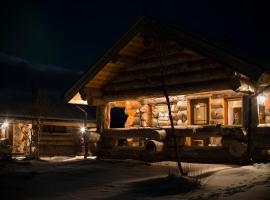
[140, 104, 152, 127]
[124, 100, 141, 127]
[123, 100, 153, 128]
[176, 96, 188, 125]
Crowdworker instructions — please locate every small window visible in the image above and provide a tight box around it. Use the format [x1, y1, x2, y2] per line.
[190, 98, 209, 125]
[226, 98, 242, 125]
[257, 94, 270, 125]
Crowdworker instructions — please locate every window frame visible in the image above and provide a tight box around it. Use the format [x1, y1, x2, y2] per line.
[190, 98, 210, 125]
[224, 97, 243, 126]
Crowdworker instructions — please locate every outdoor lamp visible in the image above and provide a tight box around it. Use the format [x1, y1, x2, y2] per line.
[1, 121, 9, 129]
[80, 127, 86, 133]
[258, 94, 267, 106]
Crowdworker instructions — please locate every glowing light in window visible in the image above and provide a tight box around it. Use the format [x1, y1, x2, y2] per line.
[80, 127, 86, 133]
[258, 94, 266, 106]
[1, 121, 9, 129]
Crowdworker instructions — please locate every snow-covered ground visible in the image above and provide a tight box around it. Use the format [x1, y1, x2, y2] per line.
[0, 157, 269, 199]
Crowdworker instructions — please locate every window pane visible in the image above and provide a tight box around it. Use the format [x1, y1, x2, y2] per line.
[258, 94, 270, 124]
[194, 102, 207, 124]
[227, 99, 242, 125]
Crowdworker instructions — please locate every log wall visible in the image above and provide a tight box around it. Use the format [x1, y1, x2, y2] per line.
[117, 90, 243, 129]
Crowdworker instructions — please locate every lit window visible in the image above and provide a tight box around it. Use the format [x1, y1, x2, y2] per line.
[226, 98, 242, 125]
[257, 93, 270, 124]
[191, 99, 209, 125]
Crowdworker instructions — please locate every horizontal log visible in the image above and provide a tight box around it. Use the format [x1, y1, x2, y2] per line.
[165, 126, 244, 138]
[104, 78, 241, 102]
[211, 119, 223, 125]
[145, 140, 165, 153]
[119, 59, 221, 80]
[211, 113, 223, 120]
[125, 53, 205, 72]
[84, 87, 103, 97]
[142, 96, 178, 104]
[114, 55, 137, 65]
[211, 104, 223, 109]
[139, 45, 200, 61]
[138, 44, 183, 59]
[87, 97, 105, 106]
[157, 121, 171, 126]
[211, 91, 242, 99]
[89, 132, 101, 143]
[39, 141, 75, 146]
[106, 67, 233, 92]
[110, 101, 126, 107]
[211, 108, 224, 119]
[125, 100, 141, 109]
[101, 128, 166, 141]
[211, 98, 223, 108]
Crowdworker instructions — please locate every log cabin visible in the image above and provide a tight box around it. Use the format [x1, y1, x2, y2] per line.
[65, 17, 270, 163]
[0, 112, 96, 157]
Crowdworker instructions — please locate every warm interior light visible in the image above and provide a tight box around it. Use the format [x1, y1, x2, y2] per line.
[80, 127, 86, 133]
[196, 104, 200, 108]
[126, 101, 130, 104]
[1, 121, 9, 129]
[258, 94, 266, 106]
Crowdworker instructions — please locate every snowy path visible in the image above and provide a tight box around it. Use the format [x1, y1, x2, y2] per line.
[0, 157, 269, 199]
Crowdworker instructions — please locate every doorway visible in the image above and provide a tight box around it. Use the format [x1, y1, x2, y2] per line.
[110, 107, 128, 128]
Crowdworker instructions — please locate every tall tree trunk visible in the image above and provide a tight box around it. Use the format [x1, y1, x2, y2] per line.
[162, 83, 185, 175]
[159, 38, 184, 176]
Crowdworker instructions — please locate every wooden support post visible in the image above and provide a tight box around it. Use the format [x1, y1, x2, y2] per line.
[247, 95, 259, 161]
[106, 103, 111, 129]
[250, 96, 259, 128]
[96, 104, 110, 133]
[242, 95, 250, 130]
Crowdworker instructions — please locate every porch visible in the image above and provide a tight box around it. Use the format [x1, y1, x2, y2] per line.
[95, 125, 249, 163]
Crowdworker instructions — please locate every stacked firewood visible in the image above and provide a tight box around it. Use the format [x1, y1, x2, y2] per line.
[140, 104, 152, 127]
[124, 100, 141, 127]
[152, 104, 178, 127]
[176, 99, 188, 126]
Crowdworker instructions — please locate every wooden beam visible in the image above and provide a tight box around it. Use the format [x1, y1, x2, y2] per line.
[104, 78, 241, 101]
[139, 44, 185, 59]
[87, 97, 105, 106]
[96, 104, 110, 133]
[109, 101, 126, 107]
[105, 67, 234, 92]
[125, 53, 204, 71]
[112, 59, 222, 83]
[83, 87, 104, 97]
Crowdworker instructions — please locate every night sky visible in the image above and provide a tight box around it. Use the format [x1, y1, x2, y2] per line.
[0, 1, 268, 118]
